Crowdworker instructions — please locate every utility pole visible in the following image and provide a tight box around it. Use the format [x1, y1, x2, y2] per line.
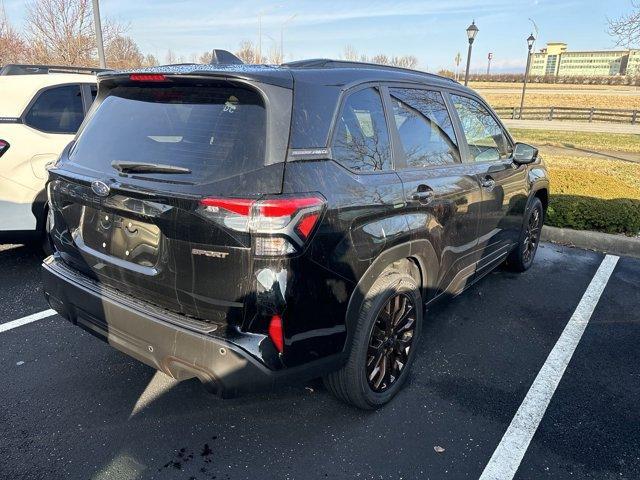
[280, 14, 297, 63]
[487, 52, 493, 75]
[258, 14, 262, 63]
[92, 0, 106, 68]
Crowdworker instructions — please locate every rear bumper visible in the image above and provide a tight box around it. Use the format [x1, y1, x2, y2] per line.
[42, 256, 341, 396]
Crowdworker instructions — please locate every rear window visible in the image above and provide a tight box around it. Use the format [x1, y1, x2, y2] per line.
[69, 84, 266, 182]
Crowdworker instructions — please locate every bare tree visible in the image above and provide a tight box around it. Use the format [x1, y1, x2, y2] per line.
[371, 54, 390, 65]
[341, 46, 419, 69]
[391, 55, 418, 69]
[267, 45, 283, 64]
[142, 53, 159, 67]
[343, 44, 359, 61]
[608, 1, 640, 47]
[24, 0, 126, 66]
[0, 6, 27, 64]
[165, 49, 177, 64]
[235, 40, 265, 64]
[105, 34, 143, 69]
[198, 51, 213, 64]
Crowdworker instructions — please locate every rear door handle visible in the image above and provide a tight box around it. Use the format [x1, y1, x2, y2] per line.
[410, 186, 434, 204]
[480, 176, 496, 189]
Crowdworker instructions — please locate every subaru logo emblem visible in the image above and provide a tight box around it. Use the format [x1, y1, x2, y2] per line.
[91, 180, 110, 197]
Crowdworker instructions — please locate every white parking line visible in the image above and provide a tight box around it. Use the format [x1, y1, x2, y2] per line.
[0, 309, 57, 333]
[479, 254, 619, 480]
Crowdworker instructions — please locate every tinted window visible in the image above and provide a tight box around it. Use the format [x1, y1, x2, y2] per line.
[69, 84, 266, 182]
[389, 88, 459, 168]
[25, 85, 84, 134]
[451, 95, 512, 162]
[332, 88, 391, 172]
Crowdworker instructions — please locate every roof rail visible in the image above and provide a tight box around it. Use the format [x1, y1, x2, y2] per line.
[281, 58, 457, 83]
[0, 64, 108, 76]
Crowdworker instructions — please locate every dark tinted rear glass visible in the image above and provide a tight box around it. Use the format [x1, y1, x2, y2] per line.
[26, 84, 84, 134]
[69, 84, 266, 182]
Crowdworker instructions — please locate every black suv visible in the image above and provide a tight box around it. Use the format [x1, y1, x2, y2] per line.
[42, 55, 549, 409]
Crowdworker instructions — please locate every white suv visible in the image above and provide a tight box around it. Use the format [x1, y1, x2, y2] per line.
[0, 64, 100, 249]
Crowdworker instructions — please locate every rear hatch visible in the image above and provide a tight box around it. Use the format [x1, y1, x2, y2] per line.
[48, 72, 293, 327]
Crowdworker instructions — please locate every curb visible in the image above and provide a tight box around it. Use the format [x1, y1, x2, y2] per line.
[542, 226, 640, 259]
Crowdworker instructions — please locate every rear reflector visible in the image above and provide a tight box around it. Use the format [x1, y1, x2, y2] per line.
[268, 315, 284, 353]
[129, 74, 167, 82]
[0, 140, 9, 158]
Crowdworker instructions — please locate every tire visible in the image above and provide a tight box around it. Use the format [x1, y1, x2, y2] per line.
[324, 270, 422, 409]
[505, 197, 544, 273]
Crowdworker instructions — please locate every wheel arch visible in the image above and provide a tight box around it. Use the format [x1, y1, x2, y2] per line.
[343, 239, 439, 354]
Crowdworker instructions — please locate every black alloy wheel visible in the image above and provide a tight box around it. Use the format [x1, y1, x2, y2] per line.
[366, 292, 417, 393]
[522, 205, 542, 265]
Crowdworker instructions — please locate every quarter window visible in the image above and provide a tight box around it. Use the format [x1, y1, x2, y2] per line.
[451, 95, 512, 162]
[25, 84, 84, 134]
[332, 88, 392, 172]
[389, 88, 459, 168]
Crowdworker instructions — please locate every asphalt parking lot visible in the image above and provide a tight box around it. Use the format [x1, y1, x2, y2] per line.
[0, 242, 638, 480]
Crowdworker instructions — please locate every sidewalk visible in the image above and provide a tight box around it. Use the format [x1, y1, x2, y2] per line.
[503, 119, 640, 134]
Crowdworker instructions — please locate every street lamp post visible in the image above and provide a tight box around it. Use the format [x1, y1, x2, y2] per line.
[92, 0, 106, 68]
[464, 21, 479, 86]
[519, 33, 536, 119]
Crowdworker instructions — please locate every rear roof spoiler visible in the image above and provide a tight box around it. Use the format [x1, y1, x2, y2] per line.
[0, 64, 109, 76]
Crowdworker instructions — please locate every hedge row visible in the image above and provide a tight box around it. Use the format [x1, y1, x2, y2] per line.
[467, 73, 640, 86]
[546, 195, 640, 236]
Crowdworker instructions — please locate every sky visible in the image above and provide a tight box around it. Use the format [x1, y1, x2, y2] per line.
[2, 0, 636, 73]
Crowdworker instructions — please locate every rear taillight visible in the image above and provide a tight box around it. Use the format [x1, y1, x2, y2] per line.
[199, 195, 325, 256]
[0, 140, 9, 158]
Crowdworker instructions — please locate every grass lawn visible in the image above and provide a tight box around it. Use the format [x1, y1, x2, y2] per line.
[481, 93, 640, 110]
[543, 155, 640, 235]
[509, 128, 640, 154]
[545, 155, 640, 199]
[469, 81, 639, 91]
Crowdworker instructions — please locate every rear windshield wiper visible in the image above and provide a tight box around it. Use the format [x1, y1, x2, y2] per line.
[111, 161, 191, 174]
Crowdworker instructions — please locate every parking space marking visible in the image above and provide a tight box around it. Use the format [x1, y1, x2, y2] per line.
[0, 309, 57, 333]
[479, 254, 620, 480]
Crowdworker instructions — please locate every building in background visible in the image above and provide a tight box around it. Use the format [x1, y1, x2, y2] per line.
[529, 42, 640, 77]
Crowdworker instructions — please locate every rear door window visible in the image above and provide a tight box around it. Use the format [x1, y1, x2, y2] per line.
[69, 84, 266, 182]
[331, 87, 392, 172]
[389, 88, 459, 168]
[25, 84, 84, 134]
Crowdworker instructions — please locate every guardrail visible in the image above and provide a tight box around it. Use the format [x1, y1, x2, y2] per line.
[494, 106, 640, 124]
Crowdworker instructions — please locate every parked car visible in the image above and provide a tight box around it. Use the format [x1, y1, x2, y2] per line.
[42, 53, 549, 409]
[0, 64, 101, 250]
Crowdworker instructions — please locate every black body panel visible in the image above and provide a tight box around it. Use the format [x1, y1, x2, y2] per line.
[43, 61, 550, 393]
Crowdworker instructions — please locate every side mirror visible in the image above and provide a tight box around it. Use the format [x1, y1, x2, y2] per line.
[513, 142, 538, 164]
